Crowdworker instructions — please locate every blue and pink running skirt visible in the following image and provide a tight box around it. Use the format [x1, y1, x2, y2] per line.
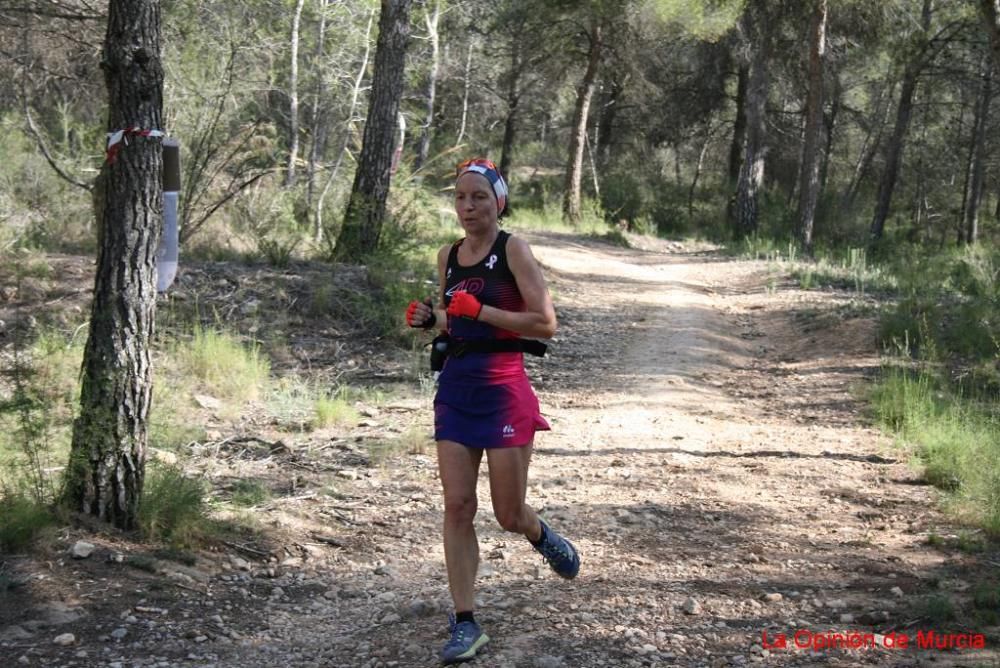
[434, 375, 550, 448]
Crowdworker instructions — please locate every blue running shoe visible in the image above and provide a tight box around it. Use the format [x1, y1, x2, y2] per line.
[441, 615, 489, 665]
[532, 519, 580, 579]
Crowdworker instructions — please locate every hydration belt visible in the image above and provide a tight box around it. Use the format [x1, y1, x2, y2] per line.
[447, 337, 548, 358]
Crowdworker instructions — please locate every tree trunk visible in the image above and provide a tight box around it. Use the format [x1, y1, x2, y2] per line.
[63, 0, 163, 530]
[335, 0, 413, 260]
[963, 60, 992, 244]
[982, 0, 1000, 70]
[596, 76, 622, 167]
[869, 0, 932, 245]
[841, 76, 893, 210]
[796, 0, 827, 254]
[731, 4, 771, 238]
[316, 7, 375, 239]
[415, 0, 440, 171]
[498, 46, 522, 183]
[309, 0, 331, 240]
[586, 126, 600, 200]
[689, 121, 713, 218]
[285, 0, 306, 187]
[455, 43, 473, 147]
[562, 19, 603, 225]
[819, 69, 841, 194]
[727, 62, 749, 188]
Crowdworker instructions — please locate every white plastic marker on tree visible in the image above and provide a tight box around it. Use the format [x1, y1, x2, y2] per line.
[156, 138, 180, 292]
[390, 111, 405, 176]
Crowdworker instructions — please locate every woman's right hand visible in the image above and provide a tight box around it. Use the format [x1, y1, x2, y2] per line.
[405, 298, 437, 329]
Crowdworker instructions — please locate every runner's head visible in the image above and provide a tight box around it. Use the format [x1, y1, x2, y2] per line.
[456, 158, 508, 218]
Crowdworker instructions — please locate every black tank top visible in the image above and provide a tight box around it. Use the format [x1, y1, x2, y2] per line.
[444, 230, 524, 342]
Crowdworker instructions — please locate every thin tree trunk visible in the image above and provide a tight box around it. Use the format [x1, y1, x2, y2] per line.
[870, 0, 932, 245]
[415, 0, 440, 171]
[562, 19, 603, 225]
[689, 121, 712, 218]
[64, 0, 163, 530]
[841, 77, 893, 210]
[796, 0, 827, 254]
[981, 0, 1000, 70]
[285, 0, 306, 187]
[455, 43, 473, 147]
[963, 60, 992, 244]
[727, 62, 749, 188]
[498, 46, 521, 183]
[596, 77, 622, 166]
[820, 69, 841, 194]
[912, 100, 929, 243]
[585, 128, 600, 200]
[732, 4, 771, 238]
[673, 140, 682, 186]
[335, 0, 413, 260]
[317, 7, 375, 241]
[309, 0, 330, 240]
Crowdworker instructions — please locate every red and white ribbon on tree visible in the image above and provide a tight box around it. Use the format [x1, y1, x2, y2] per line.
[105, 127, 165, 164]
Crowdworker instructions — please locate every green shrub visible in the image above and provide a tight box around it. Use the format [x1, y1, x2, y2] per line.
[0, 114, 95, 252]
[920, 595, 956, 622]
[229, 479, 271, 507]
[313, 393, 359, 429]
[138, 465, 207, 545]
[171, 325, 270, 403]
[0, 490, 55, 552]
[872, 363, 1000, 532]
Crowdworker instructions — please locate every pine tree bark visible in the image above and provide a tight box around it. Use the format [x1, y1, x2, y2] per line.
[454, 43, 473, 147]
[316, 8, 375, 240]
[841, 76, 893, 211]
[562, 19, 603, 225]
[63, 0, 163, 530]
[308, 0, 331, 240]
[819, 70, 841, 194]
[731, 2, 771, 238]
[869, 0, 932, 245]
[335, 0, 413, 260]
[796, 0, 827, 254]
[982, 0, 1000, 70]
[498, 46, 522, 183]
[415, 0, 440, 171]
[596, 76, 622, 167]
[285, 0, 306, 187]
[727, 62, 749, 189]
[963, 60, 991, 244]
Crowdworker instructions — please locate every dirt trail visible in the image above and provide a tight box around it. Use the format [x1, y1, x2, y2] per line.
[3, 233, 997, 668]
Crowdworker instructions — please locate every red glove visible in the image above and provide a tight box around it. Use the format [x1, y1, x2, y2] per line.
[406, 299, 436, 329]
[447, 291, 483, 320]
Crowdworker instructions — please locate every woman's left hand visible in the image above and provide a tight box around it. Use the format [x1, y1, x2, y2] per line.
[446, 291, 483, 320]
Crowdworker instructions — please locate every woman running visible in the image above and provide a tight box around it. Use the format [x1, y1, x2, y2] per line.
[406, 158, 580, 665]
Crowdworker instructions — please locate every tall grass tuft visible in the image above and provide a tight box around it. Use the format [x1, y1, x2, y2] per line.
[0, 488, 55, 552]
[171, 325, 270, 403]
[138, 465, 208, 545]
[313, 393, 359, 429]
[0, 327, 79, 552]
[871, 362, 1000, 532]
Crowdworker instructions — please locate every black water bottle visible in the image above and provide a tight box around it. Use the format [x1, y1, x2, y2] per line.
[430, 334, 449, 372]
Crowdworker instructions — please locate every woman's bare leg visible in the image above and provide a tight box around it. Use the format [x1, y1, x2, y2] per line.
[436, 440, 483, 613]
[485, 442, 542, 542]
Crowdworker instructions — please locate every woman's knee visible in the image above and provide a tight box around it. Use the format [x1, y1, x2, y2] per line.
[443, 494, 478, 525]
[494, 504, 527, 533]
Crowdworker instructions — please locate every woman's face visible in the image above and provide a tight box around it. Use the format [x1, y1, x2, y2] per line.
[454, 172, 498, 233]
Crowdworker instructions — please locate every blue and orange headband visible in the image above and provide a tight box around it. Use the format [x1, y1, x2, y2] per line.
[456, 158, 508, 216]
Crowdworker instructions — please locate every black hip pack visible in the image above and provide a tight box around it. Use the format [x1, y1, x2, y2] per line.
[430, 334, 547, 371]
